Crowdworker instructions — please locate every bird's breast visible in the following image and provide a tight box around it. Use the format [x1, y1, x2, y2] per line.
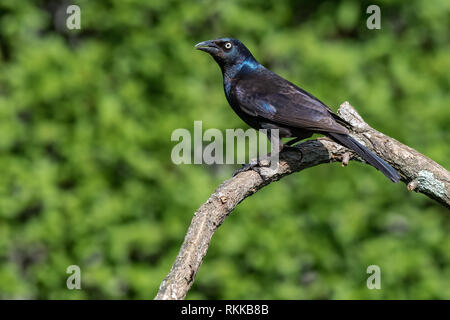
[222, 78, 261, 129]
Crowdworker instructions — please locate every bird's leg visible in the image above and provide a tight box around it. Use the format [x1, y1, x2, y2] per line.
[285, 137, 303, 147]
[232, 130, 283, 177]
[232, 150, 277, 177]
[232, 158, 260, 177]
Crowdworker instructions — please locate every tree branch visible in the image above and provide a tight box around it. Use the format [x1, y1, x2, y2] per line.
[155, 101, 449, 300]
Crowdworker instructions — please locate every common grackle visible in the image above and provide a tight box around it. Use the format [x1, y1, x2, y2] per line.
[195, 38, 400, 183]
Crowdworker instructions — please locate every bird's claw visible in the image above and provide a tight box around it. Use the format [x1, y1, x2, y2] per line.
[232, 159, 260, 177]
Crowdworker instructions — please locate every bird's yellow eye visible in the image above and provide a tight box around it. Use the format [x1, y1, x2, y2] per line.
[224, 42, 232, 50]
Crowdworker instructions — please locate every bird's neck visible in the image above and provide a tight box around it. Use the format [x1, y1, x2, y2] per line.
[222, 56, 260, 82]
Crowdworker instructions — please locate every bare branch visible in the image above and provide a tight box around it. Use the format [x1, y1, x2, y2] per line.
[155, 102, 449, 300]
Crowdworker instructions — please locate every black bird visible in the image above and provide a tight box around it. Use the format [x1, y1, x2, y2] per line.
[195, 38, 400, 183]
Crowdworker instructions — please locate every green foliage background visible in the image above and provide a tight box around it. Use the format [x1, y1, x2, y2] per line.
[0, 0, 448, 299]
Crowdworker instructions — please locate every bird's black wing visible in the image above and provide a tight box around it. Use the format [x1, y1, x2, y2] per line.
[234, 69, 349, 134]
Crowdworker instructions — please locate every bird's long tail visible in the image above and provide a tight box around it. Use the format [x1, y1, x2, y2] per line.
[328, 133, 401, 183]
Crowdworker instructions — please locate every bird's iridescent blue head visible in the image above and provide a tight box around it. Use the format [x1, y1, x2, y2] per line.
[195, 38, 257, 71]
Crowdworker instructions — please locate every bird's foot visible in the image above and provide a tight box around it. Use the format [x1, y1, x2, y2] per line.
[232, 159, 260, 177]
[232, 154, 282, 177]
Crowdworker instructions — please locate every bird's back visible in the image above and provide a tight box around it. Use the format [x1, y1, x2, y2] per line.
[228, 66, 349, 135]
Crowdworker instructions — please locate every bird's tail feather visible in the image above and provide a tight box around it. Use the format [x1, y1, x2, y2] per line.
[328, 133, 401, 183]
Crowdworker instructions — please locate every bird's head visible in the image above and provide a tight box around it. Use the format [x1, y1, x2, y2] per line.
[195, 38, 257, 71]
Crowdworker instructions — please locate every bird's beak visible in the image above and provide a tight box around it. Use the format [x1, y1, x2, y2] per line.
[195, 40, 219, 54]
